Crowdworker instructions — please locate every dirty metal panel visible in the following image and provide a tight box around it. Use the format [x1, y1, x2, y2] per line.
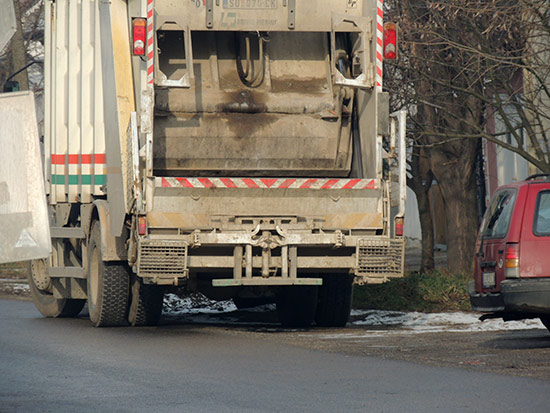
[355, 237, 405, 281]
[154, 0, 365, 31]
[0, 92, 51, 264]
[148, 184, 383, 230]
[154, 113, 350, 176]
[137, 238, 188, 279]
[212, 277, 322, 287]
[0, 0, 16, 51]
[152, 28, 355, 177]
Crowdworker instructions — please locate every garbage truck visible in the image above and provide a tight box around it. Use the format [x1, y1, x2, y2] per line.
[22, 0, 406, 327]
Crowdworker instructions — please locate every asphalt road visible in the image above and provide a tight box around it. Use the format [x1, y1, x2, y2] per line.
[1, 299, 550, 412]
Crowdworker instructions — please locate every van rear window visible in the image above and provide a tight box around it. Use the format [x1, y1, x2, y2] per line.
[534, 190, 550, 236]
[481, 189, 517, 239]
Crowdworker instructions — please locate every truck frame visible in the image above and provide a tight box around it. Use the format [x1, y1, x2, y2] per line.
[26, 0, 406, 327]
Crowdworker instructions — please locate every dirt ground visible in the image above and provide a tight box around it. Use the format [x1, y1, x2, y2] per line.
[0, 264, 31, 300]
[252, 326, 550, 381]
[4, 264, 550, 381]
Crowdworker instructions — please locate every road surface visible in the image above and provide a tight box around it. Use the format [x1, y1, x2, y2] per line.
[1, 298, 549, 412]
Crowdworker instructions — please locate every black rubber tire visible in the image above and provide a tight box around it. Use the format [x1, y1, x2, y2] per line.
[128, 275, 165, 326]
[27, 260, 85, 318]
[233, 297, 272, 310]
[315, 274, 354, 327]
[87, 223, 130, 327]
[540, 317, 550, 332]
[276, 286, 318, 328]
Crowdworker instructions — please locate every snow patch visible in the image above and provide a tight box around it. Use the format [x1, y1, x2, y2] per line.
[160, 294, 546, 333]
[163, 293, 237, 316]
[351, 309, 546, 333]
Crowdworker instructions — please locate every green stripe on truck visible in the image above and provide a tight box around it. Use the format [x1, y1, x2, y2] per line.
[51, 175, 106, 185]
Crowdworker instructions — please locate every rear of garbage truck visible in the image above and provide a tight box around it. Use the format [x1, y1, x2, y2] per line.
[24, 0, 406, 327]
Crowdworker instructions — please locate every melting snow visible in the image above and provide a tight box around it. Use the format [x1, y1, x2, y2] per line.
[163, 293, 237, 315]
[350, 309, 545, 334]
[162, 293, 546, 333]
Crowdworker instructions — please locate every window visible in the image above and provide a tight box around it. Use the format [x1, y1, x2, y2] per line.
[533, 190, 550, 236]
[481, 189, 517, 239]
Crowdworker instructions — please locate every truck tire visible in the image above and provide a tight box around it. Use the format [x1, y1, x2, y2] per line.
[315, 274, 354, 327]
[128, 275, 165, 326]
[276, 286, 318, 328]
[233, 297, 272, 310]
[87, 223, 130, 327]
[27, 259, 85, 318]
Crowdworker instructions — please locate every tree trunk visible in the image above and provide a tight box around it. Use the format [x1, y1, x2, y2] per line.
[8, 0, 29, 91]
[417, 185, 435, 272]
[408, 145, 435, 272]
[428, 138, 479, 273]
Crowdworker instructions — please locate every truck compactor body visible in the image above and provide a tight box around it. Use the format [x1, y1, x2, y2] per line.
[25, 0, 406, 327]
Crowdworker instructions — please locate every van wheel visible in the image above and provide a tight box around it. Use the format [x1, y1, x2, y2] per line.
[87, 223, 130, 327]
[540, 317, 550, 333]
[315, 274, 354, 327]
[276, 286, 318, 328]
[27, 259, 85, 317]
[128, 275, 165, 326]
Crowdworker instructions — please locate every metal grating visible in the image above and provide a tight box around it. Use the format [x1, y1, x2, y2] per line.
[356, 238, 404, 278]
[138, 239, 188, 277]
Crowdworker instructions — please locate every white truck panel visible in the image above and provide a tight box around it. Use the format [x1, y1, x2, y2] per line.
[0, 92, 51, 264]
[45, 0, 108, 204]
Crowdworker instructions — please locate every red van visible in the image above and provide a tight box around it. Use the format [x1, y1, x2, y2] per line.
[469, 174, 550, 331]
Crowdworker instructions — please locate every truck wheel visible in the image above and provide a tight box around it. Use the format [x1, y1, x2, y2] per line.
[315, 274, 354, 327]
[276, 286, 318, 328]
[233, 297, 272, 310]
[540, 317, 550, 333]
[27, 259, 85, 317]
[87, 223, 130, 327]
[128, 275, 165, 326]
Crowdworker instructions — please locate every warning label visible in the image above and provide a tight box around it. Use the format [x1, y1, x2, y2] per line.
[15, 229, 37, 248]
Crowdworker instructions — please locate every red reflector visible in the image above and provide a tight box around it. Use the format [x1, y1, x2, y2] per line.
[138, 216, 147, 235]
[383, 22, 397, 60]
[395, 217, 404, 237]
[132, 18, 147, 56]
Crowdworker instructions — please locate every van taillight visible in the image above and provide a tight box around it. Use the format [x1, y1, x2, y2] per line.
[132, 18, 147, 56]
[383, 22, 398, 60]
[505, 243, 520, 278]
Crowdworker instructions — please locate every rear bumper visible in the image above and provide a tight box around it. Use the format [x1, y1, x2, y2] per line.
[469, 279, 550, 314]
[501, 278, 550, 314]
[136, 233, 405, 286]
[468, 281, 505, 312]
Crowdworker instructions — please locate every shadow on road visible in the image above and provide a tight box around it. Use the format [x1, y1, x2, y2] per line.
[482, 331, 550, 350]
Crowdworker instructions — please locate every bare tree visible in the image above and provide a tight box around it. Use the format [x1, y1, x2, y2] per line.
[1, 0, 44, 92]
[385, 0, 499, 272]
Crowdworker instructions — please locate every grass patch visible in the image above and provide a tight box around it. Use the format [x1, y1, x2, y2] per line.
[353, 270, 472, 312]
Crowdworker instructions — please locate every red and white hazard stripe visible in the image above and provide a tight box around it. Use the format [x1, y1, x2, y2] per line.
[158, 177, 378, 190]
[146, 0, 154, 84]
[376, 0, 383, 90]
